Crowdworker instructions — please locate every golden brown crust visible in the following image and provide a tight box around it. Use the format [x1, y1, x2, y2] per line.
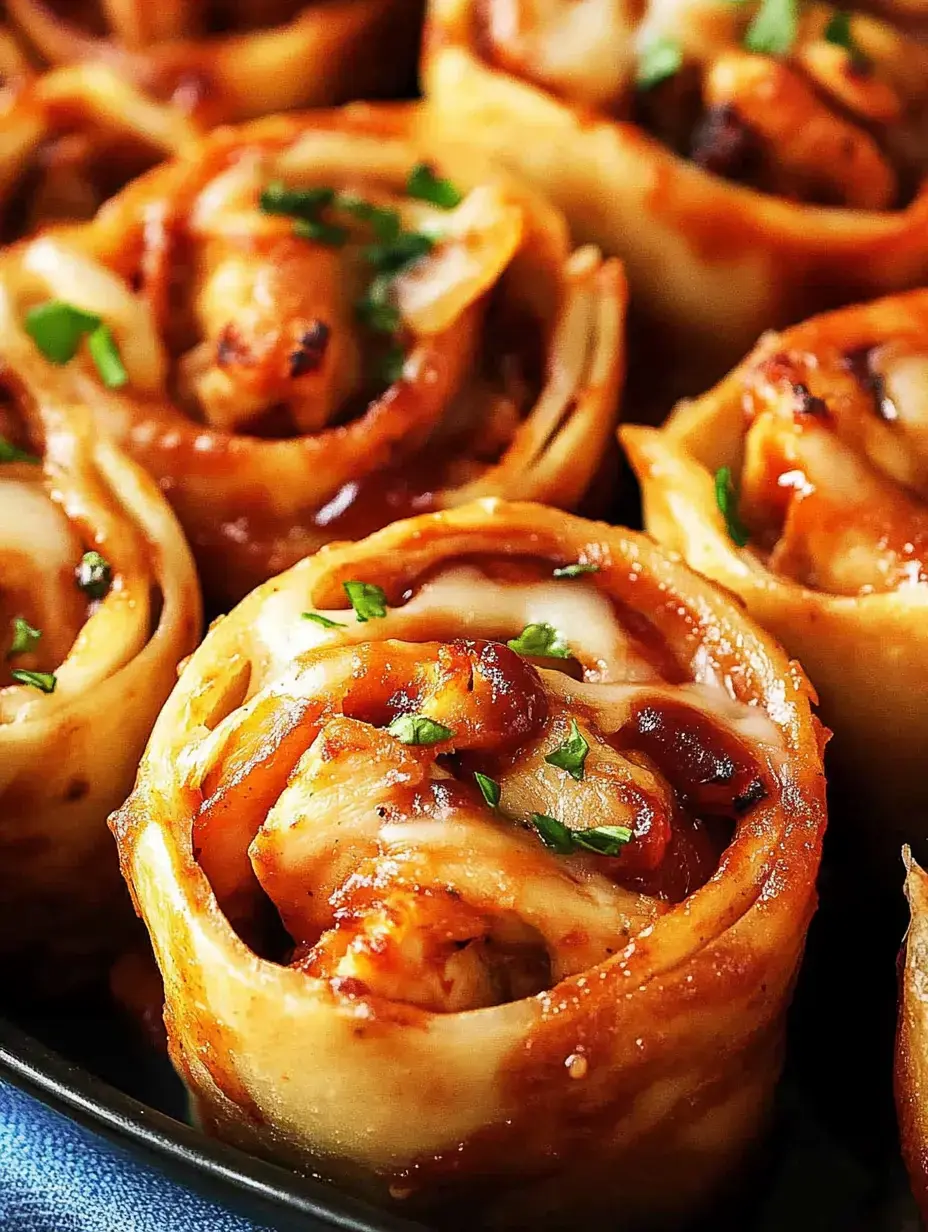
[0, 105, 626, 604]
[0, 383, 201, 997]
[111, 499, 826, 1227]
[0, 36, 200, 241]
[7, 0, 424, 123]
[897, 848, 928, 1224]
[421, 0, 928, 398]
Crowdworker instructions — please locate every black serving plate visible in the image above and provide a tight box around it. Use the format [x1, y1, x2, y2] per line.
[0, 1005, 420, 1232]
[0, 821, 923, 1232]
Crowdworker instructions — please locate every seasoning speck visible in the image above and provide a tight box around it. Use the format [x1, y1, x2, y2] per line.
[565, 1053, 588, 1080]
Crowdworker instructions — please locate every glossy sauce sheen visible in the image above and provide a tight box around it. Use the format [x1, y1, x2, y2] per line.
[190, 557, 777, 1016]
[31, 108, 627, 606]
[735, 305, 928, 595]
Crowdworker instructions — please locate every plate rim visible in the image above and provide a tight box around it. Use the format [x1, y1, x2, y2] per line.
[0, 1014, 423, 1232]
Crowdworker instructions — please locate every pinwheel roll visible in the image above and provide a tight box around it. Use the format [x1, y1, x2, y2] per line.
[896, 848, 928, 1223]
[0, 108, 625, 603]
[7, 0, 424, 125]
[111, 500, 826, 1227]
[623, 288, 928, 859]
[0, 38, 200, 241]
[423, 0, 928, 395]
[0, 375, 200, 996]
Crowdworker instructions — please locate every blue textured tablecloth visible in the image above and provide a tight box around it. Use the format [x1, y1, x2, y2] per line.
[0, 1080, 269, 1232]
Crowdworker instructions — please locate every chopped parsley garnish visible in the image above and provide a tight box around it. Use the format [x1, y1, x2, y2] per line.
[259, 179, 433, 380]
[379, 344, 406, 385]
[87, 324, 128, 389]
[714, 466, 750, 547]
[292, 217, 348, 247]
[744, 0, 798, 56]
[544, 720, 590, 781]
[302, 611, 345, 629]
[507, 622, 570, 659]
[8, 617, 41, 658]
[261, 182, 346, 246]
[407, 163, 462, 209]
[387, 714, 455, 746]
[636, 38, 683, 90]
[363, 231, 434, 274]
[531, 813, 633, 856]
[474, 772, 501, 809]
[75, 550, 112, 600]
[552, 563, 600, 579]
[259, 182, 335, 218]
[336, 195, 401, 243]
[343, 580, 388, 622]
[26, 302, 127, 387]
[25, 301, 101, 364]
[357, 274, 401, 335]
[572, 825, 635, 855]
[11, 668, 56, 693]
[0, 436, 39, 465]
[823, 8, 867, 63]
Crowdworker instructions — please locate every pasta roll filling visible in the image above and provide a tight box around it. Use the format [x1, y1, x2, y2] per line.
[181, 552, 779, 1014]
[712, 304, 928, 595]
[0, 111, 624, 600]
[0, 384, 151, 711]
[474, 0, 928, 208]
[111, 500, 826, 1221]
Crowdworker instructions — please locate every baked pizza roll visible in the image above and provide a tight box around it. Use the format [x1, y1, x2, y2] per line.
[0, 35, 199, 241]
[0, 362, 200, 996]
[422, 0, 928, 395]
[0, 107, 625, 603]
[7, 0, 424, 125]
[897, 847, 928, 1224]
[623, 288, 928, 863]
[111, 499, 826, 1227]
[0, 369, 200, 995]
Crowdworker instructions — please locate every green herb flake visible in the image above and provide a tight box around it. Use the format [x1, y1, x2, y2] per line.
[823, 7, 868, 64]
[302, 611, 345, 629]
[474, 772, 501, 809]
[25, 301, 101, 365]
[636, 38, 683, 90]
[530, 813, 576, 855]
[259, 182, 336, 218]
[380, 344, 406, 385]
[530, 813, 633, 857]
[293, 217, 349, 247]
[552, 563, 600, 579]
[356, 273, 400, 335]
[507, 622, 570, 659]
[744, 0, 798, 57]
[343, 580, 388, 622]
[544, 720, 590, 781]
[0, 436, 39, 465]
[387, 714, 455, 746]
[714, 466, 750, 547]
[335, 195, 402, 243]
[572, 825, 634, 855]
[406, 163, 463, 210]
[363, 232, 434, 274]
[8, 616, 41, 658]
[10, 668, 56, 693]
[76, 550, 112, 600]
[88, 324, 128, 389]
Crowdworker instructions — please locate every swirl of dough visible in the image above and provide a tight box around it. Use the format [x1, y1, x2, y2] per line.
[422, 0, 928, 400]
[624, 287, 928, 867]
[0, 106, 625, 602]
[0, 371, 200, 996]
[111, 499, 826, 1227]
